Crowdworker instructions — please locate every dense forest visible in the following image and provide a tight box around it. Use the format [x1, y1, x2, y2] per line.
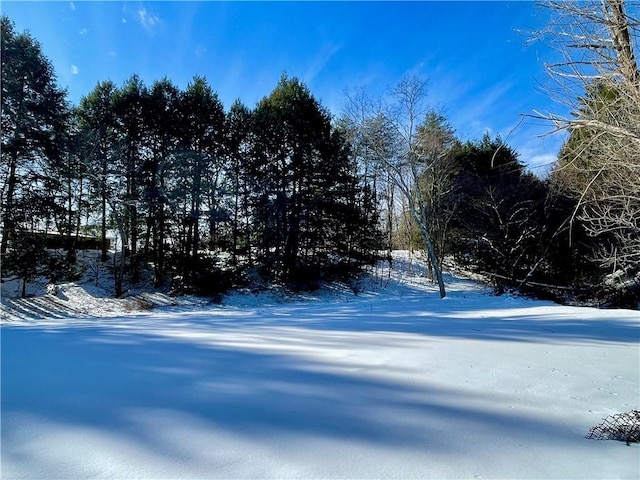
[1, 9, 638, 307]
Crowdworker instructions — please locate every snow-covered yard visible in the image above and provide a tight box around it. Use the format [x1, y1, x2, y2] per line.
[2, 254, 639, 479]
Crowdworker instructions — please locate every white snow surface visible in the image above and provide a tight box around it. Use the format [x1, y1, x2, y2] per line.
[2, 252, 639, 479]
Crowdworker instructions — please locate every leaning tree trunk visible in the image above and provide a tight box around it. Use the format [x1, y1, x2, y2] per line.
[411, 208, 446, 298]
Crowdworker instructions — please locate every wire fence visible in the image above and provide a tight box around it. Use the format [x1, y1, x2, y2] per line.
[586, 410, 640, 445]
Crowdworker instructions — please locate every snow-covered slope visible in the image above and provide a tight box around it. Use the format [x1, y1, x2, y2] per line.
[2, 253, 639, 479]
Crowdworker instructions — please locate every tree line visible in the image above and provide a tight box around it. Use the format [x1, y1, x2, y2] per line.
[339, 69, 637, 306]
[341, 83, 605, 304]
[2, 3, 638, 307]
[1, 16, 380, 297]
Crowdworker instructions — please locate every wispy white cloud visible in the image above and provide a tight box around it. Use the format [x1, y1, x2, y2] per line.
[69, 2, 75, 12]
[513, 130, 566, 175]
[79, 28, 88, 36]
[304, 43, 341, 86]
[528, 152, 557, 167]
[137, 7, 161, 33]
[520, 151, 557, 177]
[402, 61, 428, 81]
[71, 65, 79, 75]
[452, 81, 514, 136]
[469, 122, 493, 137]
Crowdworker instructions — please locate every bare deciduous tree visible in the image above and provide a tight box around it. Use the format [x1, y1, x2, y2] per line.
[535, 0, 640, 285]
[344, 75, 453, 298]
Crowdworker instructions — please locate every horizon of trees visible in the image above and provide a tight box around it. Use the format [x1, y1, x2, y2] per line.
[2, 12, 638, 307]
[1, 15, 380, 297]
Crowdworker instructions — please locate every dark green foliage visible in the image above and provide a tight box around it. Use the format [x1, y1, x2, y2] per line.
[167, 253, 236, 296]
[550, 81, 640, 306]
[224, 100, 254, 265]
[439, 136, 561, 295]
[76, 80, 119, 262]
[57, 71, 379, 295]
[175, 76, 226, 264]
[247, 75, 380, 285]
[443, 136, 529, 273]
[141, 78, 181, 286]
[432, 134, 617, 304]
[3, 229, 49, 298]
[112, 75, 147, 265]
[1, 15, 69, 258]
[10, 15, 631, 305]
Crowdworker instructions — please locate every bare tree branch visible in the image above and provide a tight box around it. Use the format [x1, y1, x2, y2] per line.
[533, 0, 640, 280]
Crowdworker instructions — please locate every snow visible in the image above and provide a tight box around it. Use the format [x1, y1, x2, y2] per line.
[2, 252, 639, 479]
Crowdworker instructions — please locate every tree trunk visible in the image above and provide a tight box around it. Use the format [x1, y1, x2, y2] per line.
[411, 208, 446, 298]
[1, 151, 18, 257]
[608, 0, 640, 97]
[100, 158, 109, 262]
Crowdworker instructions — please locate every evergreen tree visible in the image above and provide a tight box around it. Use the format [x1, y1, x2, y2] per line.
[536, 0, 640, 305]
[142, 78, 181, 286]
[225, 100, 254, 268]
[251, 75, 379, 285]
[113, 76, 147, 260]
[1, 16, 69, 258]
[3, 228, 48, 298]
[178, 76, 226, 260]
[46, 113, 90, 276]
[446, 136, 551, 291]
[1, 18, 380, 296]
[166, 76, 226, 292]
[76, 81, 119, 263]
[413, 112, 457, 267]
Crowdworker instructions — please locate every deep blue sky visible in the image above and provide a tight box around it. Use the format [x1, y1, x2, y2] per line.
[2, 1, 568, 173]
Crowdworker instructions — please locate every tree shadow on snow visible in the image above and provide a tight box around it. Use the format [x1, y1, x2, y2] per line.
[212, 290, 640, 345]
[2, 322, 587, 476]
